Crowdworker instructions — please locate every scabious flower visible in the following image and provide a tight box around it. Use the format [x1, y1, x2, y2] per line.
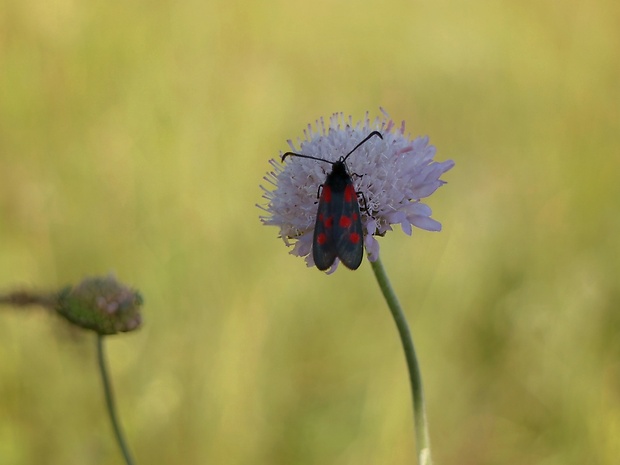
[259, 110, 454, 271]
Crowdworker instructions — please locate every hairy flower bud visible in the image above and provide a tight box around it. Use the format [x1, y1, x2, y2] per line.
[56, 275, 143, 335]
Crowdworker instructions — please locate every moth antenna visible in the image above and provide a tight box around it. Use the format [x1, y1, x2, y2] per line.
[282, 131, 382, 163]
[281, 152, 332, 163]
[343, 131, 383, 162]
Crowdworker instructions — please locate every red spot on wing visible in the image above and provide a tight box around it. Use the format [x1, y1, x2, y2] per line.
[317, 213, 333, 227]
[322, 185, 332, 202]
[348, 232, 361, 244]
[316, 232, 328, 245]
[344, 184, 356, 202]
[339, 215, 352, 228]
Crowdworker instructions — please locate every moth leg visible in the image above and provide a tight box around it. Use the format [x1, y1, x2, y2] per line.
[356, 191, 369, 213]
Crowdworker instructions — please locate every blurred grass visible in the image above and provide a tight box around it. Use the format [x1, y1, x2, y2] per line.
[1, 0, 619, 463]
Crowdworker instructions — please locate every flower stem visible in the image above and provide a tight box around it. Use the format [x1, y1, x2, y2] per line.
[0, 291, 58, 310]
[96, 334, 135, 465]
[370, 257, 432, 465]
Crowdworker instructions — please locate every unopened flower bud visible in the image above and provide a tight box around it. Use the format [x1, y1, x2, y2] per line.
[56, 275, 143, 335]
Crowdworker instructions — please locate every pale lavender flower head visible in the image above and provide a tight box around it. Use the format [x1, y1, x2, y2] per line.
[259, 110, 455, 272]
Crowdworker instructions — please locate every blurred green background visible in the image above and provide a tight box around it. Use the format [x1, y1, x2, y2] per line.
[1, 0, 619, 463]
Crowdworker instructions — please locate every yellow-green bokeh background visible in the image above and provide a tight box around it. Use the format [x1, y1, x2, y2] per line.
[1, 0, 619, 464]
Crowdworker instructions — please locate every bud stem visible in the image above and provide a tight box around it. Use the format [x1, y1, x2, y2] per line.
[96, 334, 136, 465]
[0, 291, 57, 309]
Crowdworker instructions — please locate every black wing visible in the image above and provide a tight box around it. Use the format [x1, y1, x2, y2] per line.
[334, 182, 364, 270]
[312, 184, 338, 271]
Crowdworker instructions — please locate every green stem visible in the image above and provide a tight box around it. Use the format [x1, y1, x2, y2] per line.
[370, 257, 432, 465]
[0, 291, 58, 309]
[96, 334, 135, 465]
